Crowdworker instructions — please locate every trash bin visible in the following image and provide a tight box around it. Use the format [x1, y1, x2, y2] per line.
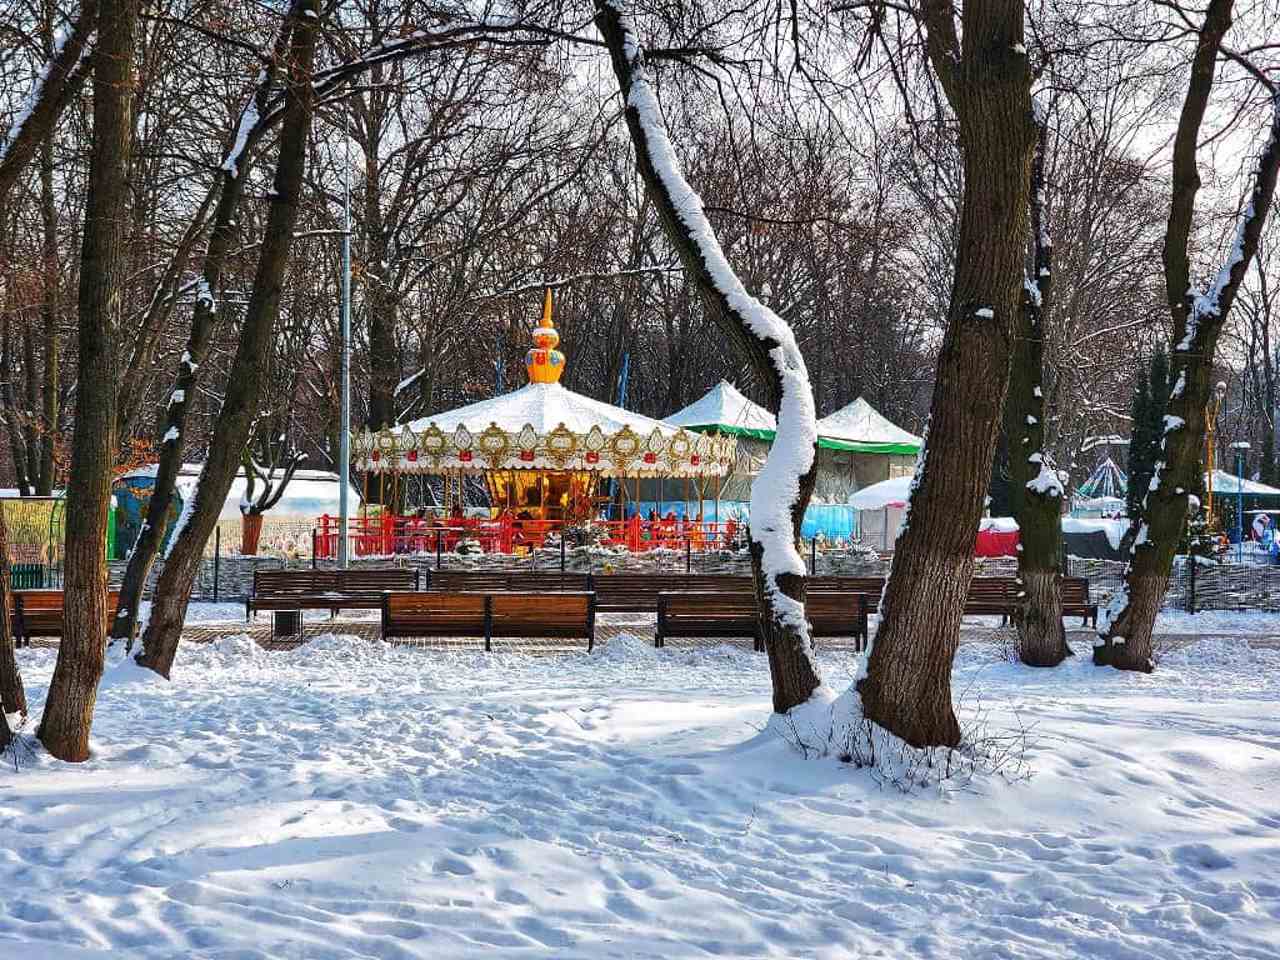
[273, 611, 301, 639]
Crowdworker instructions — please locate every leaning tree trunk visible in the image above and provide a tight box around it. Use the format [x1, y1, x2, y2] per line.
[136, 0, 320, 679]
[1008, 113, 1070, 667]
[857, 1, 1037, 747]
[1099, 1, 1280, 671]
[0, 1, 97, 212]
[38, 0, 137, 763]
[109, 9, 302, 649]
[38, 132, 58, 496]
[595, 0, 822, 712]
[0, 509, 27, 723]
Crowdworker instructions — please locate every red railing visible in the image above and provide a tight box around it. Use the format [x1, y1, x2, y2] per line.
[314, 513, 739, 558]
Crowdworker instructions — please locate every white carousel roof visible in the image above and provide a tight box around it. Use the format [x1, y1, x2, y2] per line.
[663, 380, 777, 434]
[397, 382, 675, 439]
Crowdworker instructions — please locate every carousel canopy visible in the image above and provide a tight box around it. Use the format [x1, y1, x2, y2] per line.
[663, 380, 777, 440]
[816, 397, 923, 455]
[1075, 456, 1128, 502]
[353, 295, 732, 479]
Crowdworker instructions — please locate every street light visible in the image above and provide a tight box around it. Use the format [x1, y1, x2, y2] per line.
[338, 119, 353, 569]
[1205, 381, 1227, 527]
[1231, 440, 1250, 564]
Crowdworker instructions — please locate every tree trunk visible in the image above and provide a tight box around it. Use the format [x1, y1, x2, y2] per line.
[38, 0, 138, 763]
[0, 318, 33, 497]
[38, 125, 59, 496]
[858, 1, 1037, 747]
[364, 169, 399, 433]
[109, 9, 302, 648]
[0, 510, 27, 719]
[1008, 113, 1069, 667]
[1099, 1, 1280, 670]
[136, 0, 320, 678]
[595, 1, 822, 713]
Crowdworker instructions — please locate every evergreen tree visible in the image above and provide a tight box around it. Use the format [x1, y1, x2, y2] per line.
[1126, 367, 1152, 518]
[1149, 349, 1171, 439]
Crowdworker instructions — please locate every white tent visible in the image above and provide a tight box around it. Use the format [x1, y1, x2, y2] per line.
[1206, 470, 1280, 497]
[117, 464, 355, 520]
[848, 474, 913, 510]
[663, 380, 776, 437]
[816, 397, 923, 454]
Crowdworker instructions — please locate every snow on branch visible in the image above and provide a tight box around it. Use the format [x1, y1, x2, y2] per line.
[0, 5, 96, 201]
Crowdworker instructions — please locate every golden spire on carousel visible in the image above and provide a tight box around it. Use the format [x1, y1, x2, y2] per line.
[526, 286, 565, 385]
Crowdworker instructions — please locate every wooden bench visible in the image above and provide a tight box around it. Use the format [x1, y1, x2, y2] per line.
[246, 567, 420, 620]
[422, 570, 592, 594]
[9, 589, 122, 647]
[592, 574, 753, 613]
[381, 591, 596, 651]
[655, 591, 869, 650]
[1062, 577, 1097, 626]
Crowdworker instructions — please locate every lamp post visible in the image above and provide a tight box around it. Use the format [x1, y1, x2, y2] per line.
[1205, 381, 1227, 528]
[337, 121, 352, 569]
[1231, 441, 1250, 564]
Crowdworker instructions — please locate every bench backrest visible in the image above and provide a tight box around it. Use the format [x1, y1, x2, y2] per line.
[490, 592, 593, 635]
[425, 570, 591, 593]
[594, 574, 753, 610]
[254, 568, 418, 595]
[253, 569, 339, 594]
[382, 590, 594, 638]
[10, 588, 122, 612]
[383, 591, 487, 629]
[335, 567, 419, 592]
[1062, 577, 1091, 604]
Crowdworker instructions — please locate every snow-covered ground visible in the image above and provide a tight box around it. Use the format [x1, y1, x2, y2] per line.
[4, 635, 1279, 959]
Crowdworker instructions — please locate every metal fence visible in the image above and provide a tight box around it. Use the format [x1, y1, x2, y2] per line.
[23, 522, 1280, 614]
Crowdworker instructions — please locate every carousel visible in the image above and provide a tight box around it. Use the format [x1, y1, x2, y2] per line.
[330, 292, 737, 555]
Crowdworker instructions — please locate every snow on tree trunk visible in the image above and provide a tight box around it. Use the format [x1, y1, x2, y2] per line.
[1099, 3, 1280, 672]
[856, 1, 1037, 748]
[109, 10, 301, 650]
[1008, 111, 1070, 668]
[135, 0, 322, 679]
[38, 0, 137, 763]
[594, 0, 822, 712]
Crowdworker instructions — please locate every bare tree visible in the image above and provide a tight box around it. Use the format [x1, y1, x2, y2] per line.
[37, 0, 137, 762]
[1097, 0, 1280, 671]
[856, 1, 1038, 747]
[135, 0, 322, 678]
[1008, 109, 1070, 666]
[595, 0, 823, 712]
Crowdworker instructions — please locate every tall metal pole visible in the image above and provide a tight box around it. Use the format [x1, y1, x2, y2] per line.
[1233, 442, 1250, 564]
[338, 117, 352, 569]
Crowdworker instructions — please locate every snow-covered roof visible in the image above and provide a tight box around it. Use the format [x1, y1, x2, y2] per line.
[398, 382, 677, 438]
[118, 463, 340, 483]
[663, 380, 776, 437]
[816, 398, 922, 454]
[1207, 470, 1280, 496]
[848, 474, 913, 510]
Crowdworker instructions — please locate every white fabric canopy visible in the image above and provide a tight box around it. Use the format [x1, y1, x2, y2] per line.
[1206, 470, 1280, 496]
[663, 380, 776, 433]
[816, 397, 923, 451]
[848, 474, 913, 510]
